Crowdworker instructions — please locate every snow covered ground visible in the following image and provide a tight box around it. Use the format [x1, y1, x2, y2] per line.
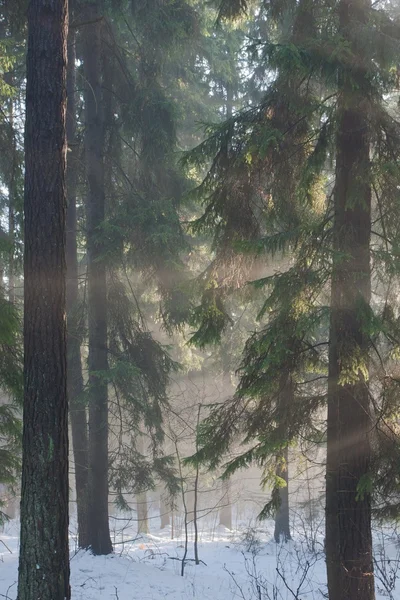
[1, 515, 399, 599]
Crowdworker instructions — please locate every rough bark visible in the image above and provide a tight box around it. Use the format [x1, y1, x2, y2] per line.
[325, 0, 375, 598]
[66, 12, 89, 550]
[82, 2, 112, 555]
[17, 0, 70, 598]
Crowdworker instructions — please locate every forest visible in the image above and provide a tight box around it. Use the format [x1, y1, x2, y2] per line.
[1, 0, 400, 599]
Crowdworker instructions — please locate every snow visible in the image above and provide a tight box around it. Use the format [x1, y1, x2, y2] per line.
[1, 516, 399, 599]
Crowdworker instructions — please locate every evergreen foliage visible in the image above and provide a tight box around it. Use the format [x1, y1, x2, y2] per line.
[70, 0, 221, 513]
[183, 0, 400, 548]
[0, 5, 24, 521]
[4, 0, 400, 595]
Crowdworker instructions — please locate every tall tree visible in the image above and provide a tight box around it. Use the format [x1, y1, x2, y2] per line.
[82, 2, 113, 555]
[325, 0, 375, 597]
[183, 0, 319, 540]
[66, 0, 89, 549]
[185, 1, 400, 597]
[17, 0, 70, 597]
[273, 373, 293, 543]
[69, 0, 185, 538]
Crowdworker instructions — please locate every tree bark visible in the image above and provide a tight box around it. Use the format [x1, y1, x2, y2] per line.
[219, 479, 232, 529]
[66, 10, 89, 550]
[8, 89, 16, 305]
[219, 367, 233, 530]
[82, 2, 112, 555]
[326, 0, 375, 598]
[273, 372, 292, 543]
[274, 445, 291, 543]
[160, 491, 170, 529]
[17, 0, 70, 598]
[193, 404, 201, 564]
[137, 491, 149, 535]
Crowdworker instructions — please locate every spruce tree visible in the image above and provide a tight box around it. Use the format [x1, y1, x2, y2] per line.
[184, 2, 400, 598]
[81, 0, 113, 555]
[66, 0, 89, 550]
[183, 0, 322, 537]
[91, 0, 199, 503]
[67, 0, 198, 537]
[325, 0, 375, 596]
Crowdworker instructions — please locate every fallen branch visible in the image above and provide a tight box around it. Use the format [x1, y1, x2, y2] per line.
[168, 556, 207, 566]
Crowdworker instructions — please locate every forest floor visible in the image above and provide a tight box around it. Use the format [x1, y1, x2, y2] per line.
[1, 514, 399, 599]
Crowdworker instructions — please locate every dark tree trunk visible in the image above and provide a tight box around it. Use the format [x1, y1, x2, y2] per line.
[66, 12, 89, 550]
[193, 404, 201, 565]
[160, 493, 170, 529]
[325, 1, 375, 598]
[82, 3, 112, 556]
[8, 90, 16, 305]
[137, 492, 149, 535]
[273, 373, 292, 543]
[17, 0, 70, 599]
[274, 445, 291, 543]
[219, 369, 233, 530]
[219, 479, 232, 529]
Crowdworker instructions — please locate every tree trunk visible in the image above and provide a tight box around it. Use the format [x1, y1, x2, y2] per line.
[160, 491, 170, 529]
[82, 3, 112, 556]
[273, 372, 292, 543]
[17, 0, 70, 598]
[219, 479, 232, 529]
[219, 367, 233, 530]
[193, 404, 201, 564]
[325, 1, 375, 598]
[66, 12, 89, 550]
[137, 491, 149, 535]
[274, 445, 290, 543]
[4, 492, 17, 519]
[8, 90, 16, 305]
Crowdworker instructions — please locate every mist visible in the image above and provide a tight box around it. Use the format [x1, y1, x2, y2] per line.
[1, 1, 400, 599]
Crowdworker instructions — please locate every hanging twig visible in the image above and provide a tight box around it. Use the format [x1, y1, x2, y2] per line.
[193, 404, 201, 565]
[0, 539, 12, 553]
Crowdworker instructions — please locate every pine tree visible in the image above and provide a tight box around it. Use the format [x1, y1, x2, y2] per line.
[17, 0, 70, 597]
